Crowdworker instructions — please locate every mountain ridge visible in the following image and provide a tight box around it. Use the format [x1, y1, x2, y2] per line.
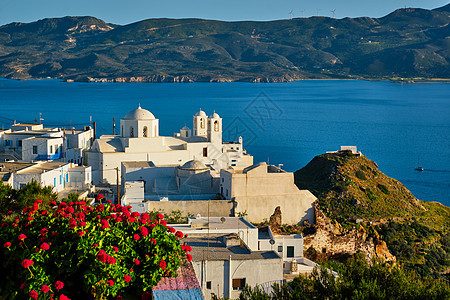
[0, 5, 449, 82]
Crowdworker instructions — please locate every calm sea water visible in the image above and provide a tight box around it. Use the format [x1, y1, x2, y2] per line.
[0, 79, 449, 206]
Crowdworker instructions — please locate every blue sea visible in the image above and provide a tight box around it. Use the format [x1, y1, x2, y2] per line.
[0, 78, 449, 206]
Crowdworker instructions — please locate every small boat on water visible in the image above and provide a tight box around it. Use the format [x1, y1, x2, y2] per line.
[415, 156, 424, 171]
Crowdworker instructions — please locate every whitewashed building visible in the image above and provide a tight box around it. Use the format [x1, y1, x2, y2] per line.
[86, 106, 253, 185]
[0, 161, 91, 193]
[0, 123, 93, 163]
[170, 217, 317, 299]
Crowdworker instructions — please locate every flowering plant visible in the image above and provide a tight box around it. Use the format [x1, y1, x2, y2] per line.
[0, 199, 191, 299]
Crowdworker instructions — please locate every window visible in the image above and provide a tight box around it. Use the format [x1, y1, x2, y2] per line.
[278, 246, 283, 252]
[206, 281, 211, 289]
[200, 118, 205, 129]
[49, 145, 53, 154]
[4, 140, 11, 146]
[214, 120, 219, 131]
[33, 145, 38, 154]
[17, 140, 22, 147]
[143, 126, 148, 137]
[203, 147, 208, 157]
[55, 146, 59, 154]
[232, 278, 246, 291]
[130, 126, 134, 137]
[287, 246, 294, 258]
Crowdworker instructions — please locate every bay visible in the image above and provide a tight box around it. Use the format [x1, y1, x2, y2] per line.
[0, 78, 449, 206]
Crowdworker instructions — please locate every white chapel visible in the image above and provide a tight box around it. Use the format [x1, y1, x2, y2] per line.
[86, 106, 253, 184]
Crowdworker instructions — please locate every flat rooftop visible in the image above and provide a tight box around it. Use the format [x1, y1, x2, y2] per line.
[122, 161, 157, 169]
[16, 162, 69, 174]
[0, 162, 35, 172]
[186, 236, 280, 261]
[173, 217, 256, 232]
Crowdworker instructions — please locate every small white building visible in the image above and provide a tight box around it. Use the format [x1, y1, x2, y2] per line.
[0, 123, 94, 163]
[0, 161, 91, 193]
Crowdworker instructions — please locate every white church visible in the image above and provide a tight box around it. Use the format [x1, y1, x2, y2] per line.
[86, 106, 253, 185]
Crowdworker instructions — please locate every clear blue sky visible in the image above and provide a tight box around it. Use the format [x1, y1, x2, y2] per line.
[0, 0, 448, 26]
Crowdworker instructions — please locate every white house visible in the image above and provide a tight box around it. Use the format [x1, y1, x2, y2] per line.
[170, 217, 317, 299]
[0, 161, 91, 193]
[0, 123, 94, 163]
[86, 106, 253, 185]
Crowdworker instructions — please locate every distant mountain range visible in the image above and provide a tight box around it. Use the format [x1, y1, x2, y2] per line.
[0, 4, 449, 82]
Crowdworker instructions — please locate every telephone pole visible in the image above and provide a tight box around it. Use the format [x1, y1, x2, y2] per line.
[115, 167, 120, 204]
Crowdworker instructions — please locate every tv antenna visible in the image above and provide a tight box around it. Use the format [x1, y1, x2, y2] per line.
[317, 8, 320, 16]
[301, 10, 305, 18]
[331, 9, 336, 18]
[289, 9, 294, 20]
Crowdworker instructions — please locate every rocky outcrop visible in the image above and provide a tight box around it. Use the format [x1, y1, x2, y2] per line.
[304, 202, 396, 262]
[269, 206, 282, 234]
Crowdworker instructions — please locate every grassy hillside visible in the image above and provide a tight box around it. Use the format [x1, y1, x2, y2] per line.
[294, 151, 450, 278]
[0, 4, 449, 82]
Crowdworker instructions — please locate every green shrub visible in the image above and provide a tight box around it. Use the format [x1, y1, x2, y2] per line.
[355, 171, 367, 180]
[377, 184, 390, 195]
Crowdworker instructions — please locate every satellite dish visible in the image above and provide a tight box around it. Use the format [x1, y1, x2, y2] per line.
[220, 217, 226, 224]
[269, 239, 275, 245]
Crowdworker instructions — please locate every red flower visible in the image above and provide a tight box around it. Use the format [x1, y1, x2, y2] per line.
[159, 260, 167, 270]
[78, 231, 85, 237]
[185, 245, 192, 252]
[40, 243, 50, 250]
[3, 242, 11, 248]
[117, 296, 123, 300]
[101, 219, 109, 229]
[150, 238, 156, 245]
[168, 227, 176, 233]
[20, 283, 26, 289]
[7, 210, 12, 215]
[187, 253, 192, 262]
[113, 246, 119, 252]
[133, 234, 140, 241]
[131, 212, 140, 218]
[156, 213, 164, 220]
[124, 275, 131, 282]
[107, 280, 114, 286]
[106, 256, 116, 264]
[134, 259, 140, 265]
[175, 231, 184, 239]
[29, 290, 38, 300]
[22, 259, 34, 268]
[141, 213, 149, 220]
[36, 199, 43, 204]
[18, 234, 27, 240]
[41, 285, 50, 293]
[97, 194, 104, 200]
[140, 227, 149, 237]
[40, 228, 49, 236]
[55, 280, 64, 290]
[49, 201, 57, 206]
[60, 294, 70, 300]
[96, 250, 107, 263]
[160, 220, 167, 226]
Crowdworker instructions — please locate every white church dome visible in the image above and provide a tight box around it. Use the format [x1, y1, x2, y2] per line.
[179, 160, 208, 170]
[209, 112, 220, 119]
[124, 105, 155, 120]
[195, 109, 207, 117]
